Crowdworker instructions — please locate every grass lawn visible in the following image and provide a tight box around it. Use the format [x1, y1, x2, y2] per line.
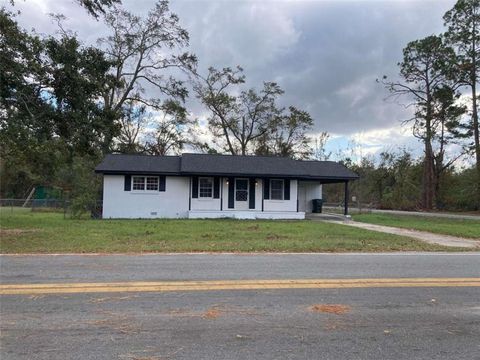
[0, 208, 467, 254]
[353, 213, 480, 239]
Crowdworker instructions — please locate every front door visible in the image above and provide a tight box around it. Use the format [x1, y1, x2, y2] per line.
[235, 178, 249, 210]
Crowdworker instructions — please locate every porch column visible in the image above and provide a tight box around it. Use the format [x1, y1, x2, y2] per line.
[344, 180, 349, 216]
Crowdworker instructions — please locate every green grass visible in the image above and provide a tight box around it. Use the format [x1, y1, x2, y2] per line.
[0, 208, 465, 254]
[353, 213, 480, 239]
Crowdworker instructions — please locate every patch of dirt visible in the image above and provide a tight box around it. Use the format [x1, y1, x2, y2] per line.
[265, 233, 287, 241]
[0, 228, 40, 235]
[202, 308, 222, 319]
[309, 304, 351, 315]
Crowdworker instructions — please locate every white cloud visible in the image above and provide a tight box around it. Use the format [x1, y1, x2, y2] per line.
[7, 0, 465, 159]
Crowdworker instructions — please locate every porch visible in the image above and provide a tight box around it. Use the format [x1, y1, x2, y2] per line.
[188, 210, 305, 220]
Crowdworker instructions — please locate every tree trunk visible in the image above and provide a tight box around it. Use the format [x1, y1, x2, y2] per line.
[422, 90, 435, 210]
[471, 12, 480, 210]
[423, 140, 435, 210]
[472, 80, 480, 210]
[434, 156, 443, 209]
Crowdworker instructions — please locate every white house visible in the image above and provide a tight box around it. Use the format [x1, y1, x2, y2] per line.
[95, 153, 358, 219]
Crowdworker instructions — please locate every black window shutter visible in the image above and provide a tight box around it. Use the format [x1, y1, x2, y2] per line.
[192, 176, 199, 198]
[284, 179, 290, 200]
[263, 178, 270, 200]
[213, 177, 220, 198]
[124, 175, 131, 191]
[249, 178, 256, 209]
[159, 176, 166, 192]
[228, 177, 235, 209]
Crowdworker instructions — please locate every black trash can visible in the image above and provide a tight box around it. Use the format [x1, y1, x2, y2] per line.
[312, 199, 323, 213]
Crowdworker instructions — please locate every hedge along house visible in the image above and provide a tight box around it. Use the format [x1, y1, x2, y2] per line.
[95, 153, 359, 219]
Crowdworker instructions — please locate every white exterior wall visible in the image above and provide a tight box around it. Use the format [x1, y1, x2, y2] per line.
[190, 198, 221, 211]
[298, 181, 322, 212]
[102, 175, 189, 219]
[263, 180, 298, 212]
[102, 175, 303, 219]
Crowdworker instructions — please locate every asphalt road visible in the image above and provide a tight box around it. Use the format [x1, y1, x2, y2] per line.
[1, 253, 480, 360]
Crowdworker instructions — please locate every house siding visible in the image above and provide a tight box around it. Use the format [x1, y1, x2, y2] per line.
[102, 175, 303, 219]
[297, 181, 322, 212]
[264, 180, 298, 212]
[102, 175, 189, 219]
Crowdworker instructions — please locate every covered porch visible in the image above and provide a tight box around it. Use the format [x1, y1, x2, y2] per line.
[298, 179, 352, 216]
[187, 176, 353, 219]
[188, 176, 303, 219]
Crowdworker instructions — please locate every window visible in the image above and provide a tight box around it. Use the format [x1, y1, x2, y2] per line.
[270, 179, 284, 200]
[133, 176, 145, 191]
[132, 176, 159, 191]
[199, 177, 213, 198]
[146, 177, 159, 191]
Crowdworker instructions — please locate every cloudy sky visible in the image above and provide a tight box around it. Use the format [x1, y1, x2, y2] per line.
[9, 0, 457, 160]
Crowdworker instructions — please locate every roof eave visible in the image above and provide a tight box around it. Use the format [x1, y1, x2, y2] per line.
[95, 169, 358, 181]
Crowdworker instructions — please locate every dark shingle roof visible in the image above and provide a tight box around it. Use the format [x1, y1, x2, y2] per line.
[95, 154, 181, 174]
[95, 153, 358, 181]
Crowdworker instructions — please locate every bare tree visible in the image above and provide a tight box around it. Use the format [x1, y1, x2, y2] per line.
[144, 100, 194, 155]
[116, 101, 149, 153]
[312, 132, 331, 161]
[192, 66, 284, 155]
[255, 106, 314, 159]
[98, 0, 196, 151]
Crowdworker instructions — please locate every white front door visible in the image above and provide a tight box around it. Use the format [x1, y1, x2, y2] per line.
[235, 178, 249, 210]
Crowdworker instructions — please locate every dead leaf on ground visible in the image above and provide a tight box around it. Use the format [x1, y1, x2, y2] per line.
[86, 313, 138, 334]
[309, 304, 351, 315]
[168, 305, 260, 320]
[202, 308, 222, 319]
[89, 295, 138, 304]
[119, 356, 162, 360]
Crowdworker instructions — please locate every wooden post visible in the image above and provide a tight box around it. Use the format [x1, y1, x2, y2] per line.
[344, 181, 349, 216]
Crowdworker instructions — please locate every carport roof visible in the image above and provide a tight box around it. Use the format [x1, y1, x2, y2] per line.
[95, 153, 359, 181]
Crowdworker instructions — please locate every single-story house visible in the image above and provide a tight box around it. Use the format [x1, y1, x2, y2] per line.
[95, 153, 358, 219]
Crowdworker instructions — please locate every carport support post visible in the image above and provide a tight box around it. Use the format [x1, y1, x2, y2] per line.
[344, 181, 349, 216]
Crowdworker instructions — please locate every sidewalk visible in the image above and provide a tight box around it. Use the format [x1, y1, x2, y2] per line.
[324, 220, 480, 249]
[323, 207, 480, 221]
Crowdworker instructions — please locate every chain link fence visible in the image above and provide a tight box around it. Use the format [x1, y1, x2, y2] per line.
[0, 199, 103, 219]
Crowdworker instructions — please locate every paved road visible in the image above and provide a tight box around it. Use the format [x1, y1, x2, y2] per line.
[1, 253, 480, 360]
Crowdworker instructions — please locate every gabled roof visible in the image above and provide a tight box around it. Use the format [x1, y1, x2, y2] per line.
[95, 153, 359, 181]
